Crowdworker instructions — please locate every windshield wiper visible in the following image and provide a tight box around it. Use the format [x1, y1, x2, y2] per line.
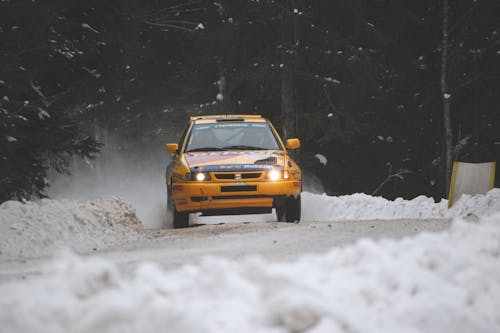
[185, 147, 227, 152]
[222, 145, 266, 150]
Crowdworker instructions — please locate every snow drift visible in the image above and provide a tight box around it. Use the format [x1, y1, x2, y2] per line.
[302, 187, 500, 221]
[0, 197, 143, 261]
[302, 192, 446, 220]
[1, 213, 499, 333]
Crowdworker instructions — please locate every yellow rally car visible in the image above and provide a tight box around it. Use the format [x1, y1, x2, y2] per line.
[165, 115, 302, 228]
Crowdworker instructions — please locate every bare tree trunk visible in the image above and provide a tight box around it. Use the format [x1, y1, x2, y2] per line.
[281, 74, 295, 139]
[280, 2, 299, 140]
[214, 3, 232, 115]
[441, 0, 453, 196]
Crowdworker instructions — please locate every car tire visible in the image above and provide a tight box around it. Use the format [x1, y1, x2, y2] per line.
[276, 205, 286, 222]
[167, 188, 189, 229]
[276, 194, 301, 223]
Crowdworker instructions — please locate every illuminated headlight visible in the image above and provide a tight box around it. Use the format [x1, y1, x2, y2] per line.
[267, 170, 281, 181]
[186, 172, 210, 181]
[283, 171, 290, 179]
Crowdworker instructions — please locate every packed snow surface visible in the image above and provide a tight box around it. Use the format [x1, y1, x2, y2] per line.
[1, 213, 499, 333]
[0, 197, 143, 260]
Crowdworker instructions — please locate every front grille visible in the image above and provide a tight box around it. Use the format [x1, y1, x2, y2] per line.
[212, 195, 270, 200]
[242, 173, 262, 179]
[214, 172, 262, 180]
[221, 185, 257, 192]
[214, 173, 234, 179]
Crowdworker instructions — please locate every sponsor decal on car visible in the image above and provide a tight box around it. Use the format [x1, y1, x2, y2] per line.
[192, 164, 278, 172]
[186, 151, 283, 168]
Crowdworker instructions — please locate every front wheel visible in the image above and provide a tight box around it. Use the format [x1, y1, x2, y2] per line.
[167, 189, 189, 228]
[276, 194, 301, 223]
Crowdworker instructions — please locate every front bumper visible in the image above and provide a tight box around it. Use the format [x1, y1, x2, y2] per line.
[171, 180, 301, 213]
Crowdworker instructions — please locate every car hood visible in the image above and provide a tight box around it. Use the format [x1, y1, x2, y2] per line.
[184, 151, 285, 171]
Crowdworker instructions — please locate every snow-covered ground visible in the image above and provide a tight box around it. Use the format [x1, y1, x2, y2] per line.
[0, 189, 499, 332]
[1, 189, 500, 261]
[0, 197, 143, 261]
[0, 212, 499, 332]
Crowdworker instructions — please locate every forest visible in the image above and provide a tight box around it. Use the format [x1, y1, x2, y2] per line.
[1, 0, 499, 202]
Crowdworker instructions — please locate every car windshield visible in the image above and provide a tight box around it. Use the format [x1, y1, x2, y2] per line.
[185, 122, 281, 152]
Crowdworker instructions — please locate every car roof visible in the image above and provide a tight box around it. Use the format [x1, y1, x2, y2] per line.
[189, 114, 266, 124]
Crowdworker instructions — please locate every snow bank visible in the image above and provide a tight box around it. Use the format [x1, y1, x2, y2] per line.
[1, 213, 499, 333]
[445, 188, 500, 218]
[0, 197, 143, 261]
[302, 188, 500, 221]
[302, 192, 446, 220]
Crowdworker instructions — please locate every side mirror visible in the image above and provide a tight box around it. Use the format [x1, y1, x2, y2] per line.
[286, 138, 301, 150]
[166, 143, 179, 153]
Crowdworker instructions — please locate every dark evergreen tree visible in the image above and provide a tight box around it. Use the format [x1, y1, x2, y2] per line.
[0, 0, 104, 201]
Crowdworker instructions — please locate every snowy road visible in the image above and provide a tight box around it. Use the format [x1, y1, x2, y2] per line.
[0, 218, 450, 283]
[104, 218, 451, 270]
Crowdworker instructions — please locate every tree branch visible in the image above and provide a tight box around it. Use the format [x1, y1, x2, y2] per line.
[142, 20, 194, 32]
[372, 168, 412, 196]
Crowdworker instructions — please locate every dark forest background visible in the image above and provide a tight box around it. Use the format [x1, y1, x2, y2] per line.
[1, 0, 499, 203]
